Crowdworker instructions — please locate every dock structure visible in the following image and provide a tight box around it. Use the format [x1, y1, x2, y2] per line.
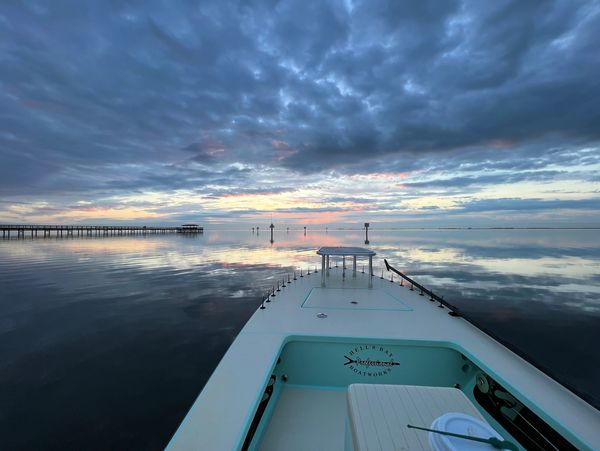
[0, 224, 202, 239]
[177, 224, 203, 233]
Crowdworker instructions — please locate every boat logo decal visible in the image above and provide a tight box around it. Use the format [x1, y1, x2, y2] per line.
[343, 345, 399, 377]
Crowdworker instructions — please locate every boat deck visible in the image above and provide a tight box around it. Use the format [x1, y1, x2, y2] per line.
[302, 286, 412, 310]
[259, 386, 346, 451]
[168, 266, 600, 450]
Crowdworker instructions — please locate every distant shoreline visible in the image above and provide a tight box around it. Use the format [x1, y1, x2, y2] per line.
[1, 224, 599, 231]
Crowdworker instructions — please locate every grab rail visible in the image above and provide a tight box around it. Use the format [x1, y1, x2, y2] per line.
[384, 259, 459, 315]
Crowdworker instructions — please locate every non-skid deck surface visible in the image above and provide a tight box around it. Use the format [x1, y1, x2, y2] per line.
[259, 386, 347, 451]
[303, 287, 412, 311]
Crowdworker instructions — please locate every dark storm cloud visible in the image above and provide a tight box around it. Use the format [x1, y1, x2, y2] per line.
[1, 0, 599, 198]
[323, 196, 373, 204]
[402, 170, 563, 190]
[459, 197, 600, 213]
[280, 0, 600, 171]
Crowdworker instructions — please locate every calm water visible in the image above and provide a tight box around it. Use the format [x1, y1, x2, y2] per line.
[1, 229, 599, 449]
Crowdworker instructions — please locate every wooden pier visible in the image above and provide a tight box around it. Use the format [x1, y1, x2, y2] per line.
[0, 224, 203, 239]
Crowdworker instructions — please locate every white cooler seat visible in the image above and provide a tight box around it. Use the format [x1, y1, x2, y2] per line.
[346, 384, 490, 450]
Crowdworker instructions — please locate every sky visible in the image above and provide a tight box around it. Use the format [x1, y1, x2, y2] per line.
[1, 0, 599, 228]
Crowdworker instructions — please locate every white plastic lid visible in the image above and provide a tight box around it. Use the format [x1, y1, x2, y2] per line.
[429, 412, 503, 451]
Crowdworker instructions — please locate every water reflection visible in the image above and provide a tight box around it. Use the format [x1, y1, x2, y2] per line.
[0, 229, 599, 448]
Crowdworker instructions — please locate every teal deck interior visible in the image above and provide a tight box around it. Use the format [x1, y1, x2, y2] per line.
[248, 339, 509, 450]
[273, 341, 469, 386]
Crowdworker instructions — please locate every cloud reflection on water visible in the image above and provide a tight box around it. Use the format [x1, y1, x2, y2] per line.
[0, 228, 598, 448]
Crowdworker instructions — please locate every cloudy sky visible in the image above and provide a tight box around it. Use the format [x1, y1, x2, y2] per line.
[1, 0, 599, 227]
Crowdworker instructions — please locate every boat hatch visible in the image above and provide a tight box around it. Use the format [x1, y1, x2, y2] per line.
[302, 287, 412, 311]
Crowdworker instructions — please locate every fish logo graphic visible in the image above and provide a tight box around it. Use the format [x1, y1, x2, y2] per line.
[343, 345, 399, 377]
